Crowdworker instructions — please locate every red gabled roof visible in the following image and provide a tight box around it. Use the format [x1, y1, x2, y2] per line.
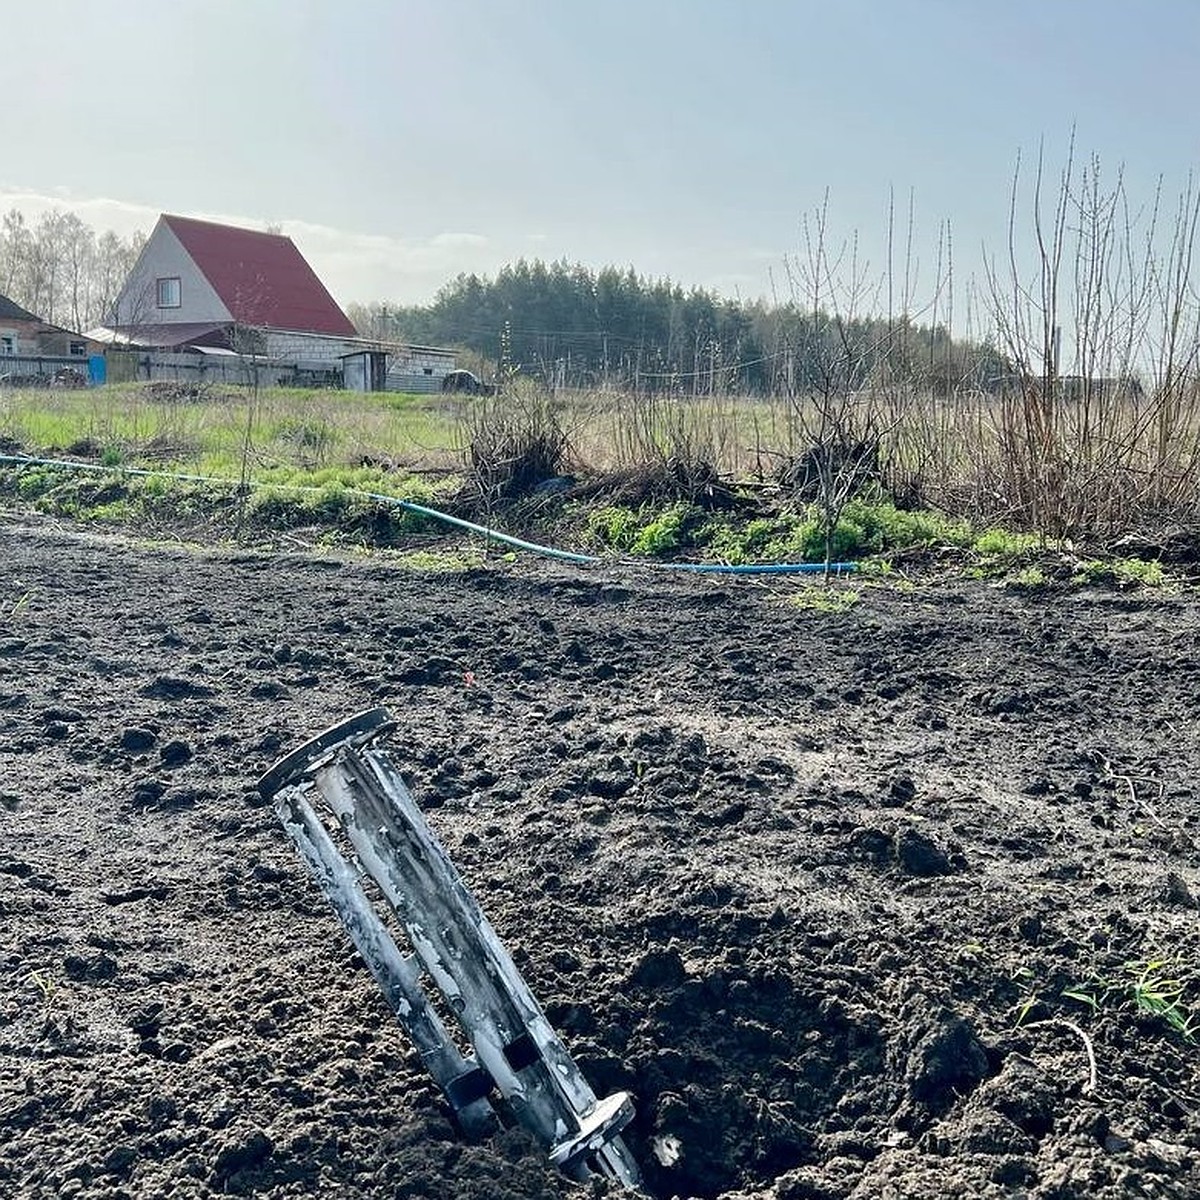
[163, 215, 356, 337]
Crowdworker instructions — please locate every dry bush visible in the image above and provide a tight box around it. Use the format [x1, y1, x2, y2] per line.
[458, 382, 571, 510]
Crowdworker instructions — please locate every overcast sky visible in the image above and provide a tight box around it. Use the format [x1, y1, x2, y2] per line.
[5, 0, 1199, 314]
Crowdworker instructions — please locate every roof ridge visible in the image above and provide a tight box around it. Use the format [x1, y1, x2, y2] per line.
[163, 213, 292, 242]
[160, 213, 356, 337]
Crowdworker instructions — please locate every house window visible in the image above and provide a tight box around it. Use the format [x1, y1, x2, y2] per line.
[69, 341, 86, 357]
[0, 335, 14, 356]
[156, 277, 181, 309]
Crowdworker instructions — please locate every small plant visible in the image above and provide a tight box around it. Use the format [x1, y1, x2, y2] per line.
[632, 503, 692, 556]
[4, 589, 32, 620]
[391, 548, 484, 573]
[1008, 565, 1048, 589]
[1114, 558, 1166, 587]
[1073, 557, 1168, 589]
[1060, 985, 1101, 1015]
[973, 527, 1043, 557]
[27, 970, 57, 1004]
[789, 584, 859, 613]
[585, 505, 640, 551]
[1127, 960, 1197, 1042]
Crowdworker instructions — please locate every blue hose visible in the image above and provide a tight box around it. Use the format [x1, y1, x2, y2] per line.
[0, 453, 858, 576]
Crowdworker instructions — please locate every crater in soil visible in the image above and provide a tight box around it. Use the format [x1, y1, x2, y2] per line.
[1, 518, 1197, 1199]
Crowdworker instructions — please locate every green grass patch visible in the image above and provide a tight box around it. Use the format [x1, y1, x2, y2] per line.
[388, 547, 486, 573]
[1006, 565, 1049, 590]
[1073, 557, 1169, 588]
[0, 464, 455, 546]
[788, 584, 860, 613]
[585, 498, 976, 564]
[973, 528, 1044, 557]
[0, 383, 462, 484]
[584, 502, 703, 557]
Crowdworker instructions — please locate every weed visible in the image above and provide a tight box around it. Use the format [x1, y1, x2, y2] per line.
[585, 505, 641, 551]
[1127, 961, 1197, 1041]
[4, 590, 32, 620]
[1113, 558, 1166, 588]
[1008, 565, 1048, 590]
[974, 528, 1043, 557]
[1060, 986, 1101, 1015]
[28, 970, 57, 1004]
[632, 503, 692, 556]
[788, 584, 859, 613]
[1020, 959, 1196, 1047]
[390, 548, 484, 573]
[1073, 557, 1168, 589]
[584, 502, 700, 558]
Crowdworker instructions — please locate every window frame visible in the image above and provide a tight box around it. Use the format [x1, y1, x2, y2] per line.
[156, 277, 182, 309]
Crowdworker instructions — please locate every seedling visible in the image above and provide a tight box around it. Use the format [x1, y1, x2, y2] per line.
[27, 970, 57, 1004]
[1127, 961, 1197, 1042]
[3, 590, 32, 621]
[1060, 987, 1101, 1015]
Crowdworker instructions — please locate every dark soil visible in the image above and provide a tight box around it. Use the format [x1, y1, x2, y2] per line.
[1, 515, 1198, 1200]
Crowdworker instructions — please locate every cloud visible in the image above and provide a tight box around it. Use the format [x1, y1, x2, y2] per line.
[0, 185, 497, 305]
[0, 186, 156, 238]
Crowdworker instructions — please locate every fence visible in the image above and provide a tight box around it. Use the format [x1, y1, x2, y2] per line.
[2, 349, 455, 394]
[0, 354, 91, 387]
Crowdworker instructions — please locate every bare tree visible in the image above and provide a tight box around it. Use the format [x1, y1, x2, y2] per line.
[982, 140, 1200, 537]
[0, 207, 145, 330]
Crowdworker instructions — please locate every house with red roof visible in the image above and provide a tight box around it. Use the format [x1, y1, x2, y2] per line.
[104, 215, 356, 353]
[97, 215, 456, 389]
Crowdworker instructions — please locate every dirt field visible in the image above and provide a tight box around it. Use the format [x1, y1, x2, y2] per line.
[1, 516, 1197, 1199]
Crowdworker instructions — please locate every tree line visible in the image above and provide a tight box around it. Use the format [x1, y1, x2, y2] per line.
[348, 259, 1005, 395]
[1, 208, 1004, 394]
[0, 209, 145, 334]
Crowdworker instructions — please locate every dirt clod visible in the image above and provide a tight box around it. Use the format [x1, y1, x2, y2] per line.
[894, 826, 954, 876]
[120, 726, 157, 751]
[159, 738, 193, 767]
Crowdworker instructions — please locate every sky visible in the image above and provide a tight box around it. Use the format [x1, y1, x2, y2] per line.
[5, 0, 1200, 319]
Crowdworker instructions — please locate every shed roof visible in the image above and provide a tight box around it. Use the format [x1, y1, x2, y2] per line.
[162, 215, 356, 337]
[87, 322, 229, 348]
[0, 294, 42, 323]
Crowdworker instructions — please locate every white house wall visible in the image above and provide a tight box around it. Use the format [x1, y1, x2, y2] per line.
[112, 221, 231, 328]
[263, 330, 360, 361]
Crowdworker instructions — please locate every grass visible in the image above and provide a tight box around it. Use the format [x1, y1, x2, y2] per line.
[1128, 961, 1198, 1042]
[1007, 565, 1049, 590]
[583, 498, 977, 563]
[0, 382, 463, 480]
[0, 465, 458, 546]
[2, 590, 32, 621]
[388, 547, 486, 573]
[0, 382, 467, 543]
[0, 382, 1192, 578]
[1073, 557, 1169, 588]
[788, 584, 860, 613]
[1017, 958, 1198, 1047]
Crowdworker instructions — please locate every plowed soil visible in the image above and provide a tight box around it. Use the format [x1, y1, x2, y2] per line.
[1, 517, 1198, 1200]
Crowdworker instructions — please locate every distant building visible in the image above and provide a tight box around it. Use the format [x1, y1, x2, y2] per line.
[93, 215, 455, 390]
[0, 293, 94, 359]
